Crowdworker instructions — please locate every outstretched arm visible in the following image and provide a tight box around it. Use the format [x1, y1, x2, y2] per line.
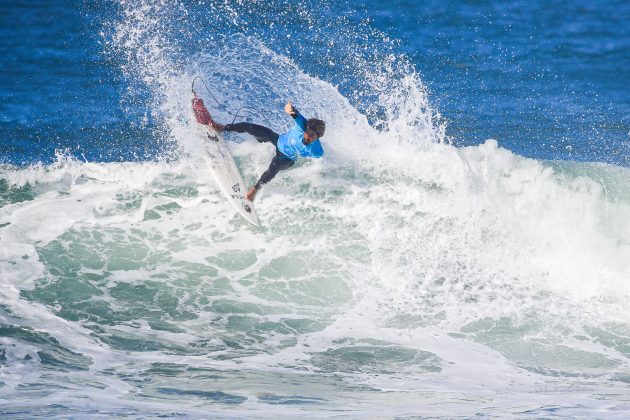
[285, 100, 307, 130]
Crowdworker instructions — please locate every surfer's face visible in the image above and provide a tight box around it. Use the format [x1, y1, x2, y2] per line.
[303, 128, 318, 145]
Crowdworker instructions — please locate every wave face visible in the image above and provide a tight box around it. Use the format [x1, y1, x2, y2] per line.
[1, 1, 630, 417]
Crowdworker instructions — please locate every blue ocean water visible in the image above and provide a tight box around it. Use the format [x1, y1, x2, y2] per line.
[1, 0, 628, 166]
[1, 1, 630, 418]
[378, 0, 630, 165]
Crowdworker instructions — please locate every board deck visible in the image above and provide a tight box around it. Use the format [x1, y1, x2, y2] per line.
[195, 120, 259, 227]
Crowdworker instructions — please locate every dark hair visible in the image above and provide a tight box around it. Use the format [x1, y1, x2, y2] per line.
[307, 118, 326, 138]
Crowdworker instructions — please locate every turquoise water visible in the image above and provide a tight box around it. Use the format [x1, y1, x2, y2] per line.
[1, 0, 630, 417]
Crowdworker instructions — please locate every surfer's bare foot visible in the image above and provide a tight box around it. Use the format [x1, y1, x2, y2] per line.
[210, 121, 224, 132]
[246, 187, 257, 201]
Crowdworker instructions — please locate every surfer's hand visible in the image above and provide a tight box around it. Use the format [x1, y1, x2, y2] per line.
[246, 187, 257, 201]
[285, 100, 297, 116]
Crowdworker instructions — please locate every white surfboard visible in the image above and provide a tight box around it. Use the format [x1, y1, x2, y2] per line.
[192, 97, 259, 227]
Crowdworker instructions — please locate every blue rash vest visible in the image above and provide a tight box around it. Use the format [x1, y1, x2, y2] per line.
[277, 113, 324, 161]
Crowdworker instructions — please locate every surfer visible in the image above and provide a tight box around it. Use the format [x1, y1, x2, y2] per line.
[210, 100, 325, 201]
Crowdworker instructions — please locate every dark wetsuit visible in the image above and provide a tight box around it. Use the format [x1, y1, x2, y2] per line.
[224, 112, 323, 190]
[223, 122, 294, 190]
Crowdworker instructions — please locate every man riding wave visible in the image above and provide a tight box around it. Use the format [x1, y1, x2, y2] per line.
[210, 100, 325, 201]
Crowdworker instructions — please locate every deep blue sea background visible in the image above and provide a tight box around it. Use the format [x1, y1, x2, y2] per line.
[1, 0, 628, 166]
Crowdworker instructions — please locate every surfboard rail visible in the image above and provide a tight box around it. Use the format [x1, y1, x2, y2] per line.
[192, 95, 259, 227]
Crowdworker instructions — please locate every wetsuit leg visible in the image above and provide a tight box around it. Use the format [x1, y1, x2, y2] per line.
[254, 152, 294, 189]
[224, 122, 279, 145]
[224, 122, 292, 189]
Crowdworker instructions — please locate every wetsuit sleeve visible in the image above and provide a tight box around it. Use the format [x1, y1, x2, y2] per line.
[309, 141, 324, 158]
[292, 111, 308, 131]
